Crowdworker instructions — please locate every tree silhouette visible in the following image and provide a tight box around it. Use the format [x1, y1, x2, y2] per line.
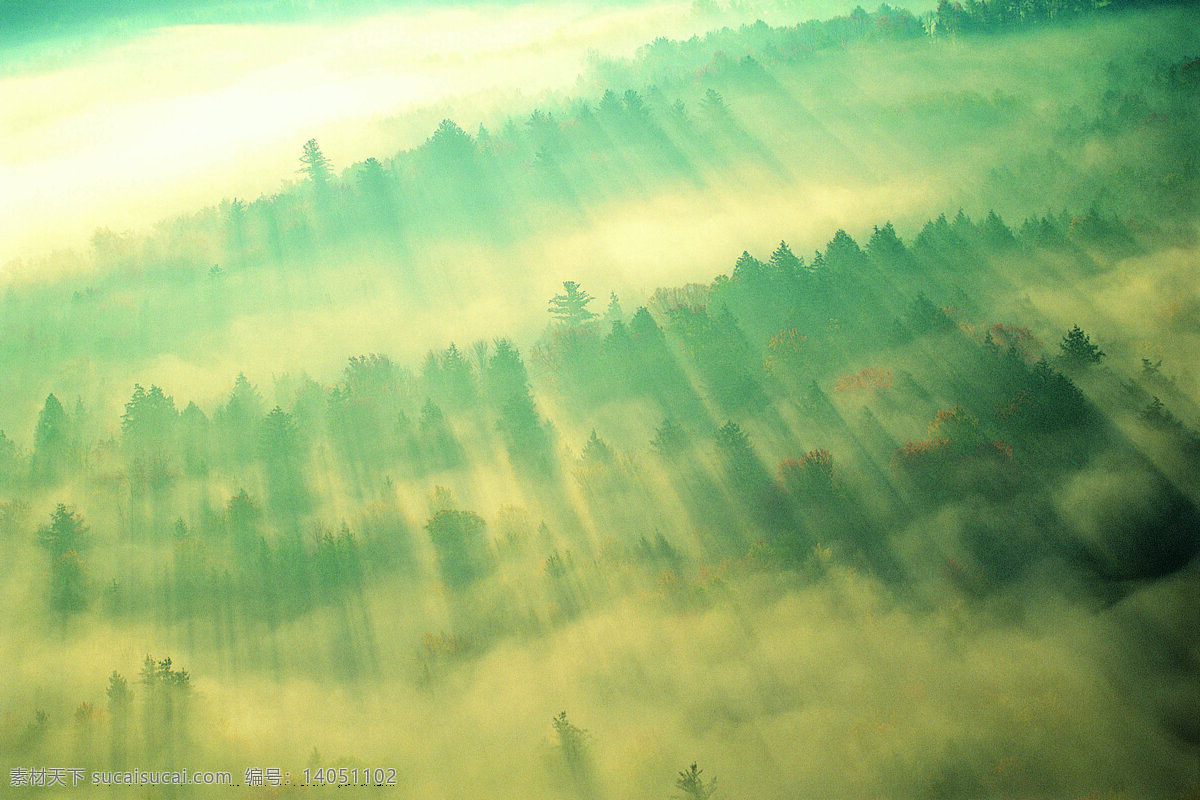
[38, 504, 88, 557]
[651, 417, 689, 458]
[580, 429, 614, 465]
[552, 711, 593, 789]
[768, 240, 804, 279]
[549, 281, 597, 327]
[37, 505, 89, 615]
[675, 763, 717, 800]
[106, 671, 131, 767]
[1058, 325, 1105, 369]
[299, 138, 333, 186]
[31, 394, 71, 484]
[426, 509, 490, 587]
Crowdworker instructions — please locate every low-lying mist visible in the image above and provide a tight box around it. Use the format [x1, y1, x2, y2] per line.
[2, 2, 1199, 798]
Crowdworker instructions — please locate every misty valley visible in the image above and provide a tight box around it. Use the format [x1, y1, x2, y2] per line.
[1, 0, 1199, 797]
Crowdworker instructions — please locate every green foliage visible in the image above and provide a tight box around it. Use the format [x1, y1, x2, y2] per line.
[49, 550, 88, 614]
[121, 384, 178, 447]
[675, 763, 717, 800]
[426, 119, 474, 160]
[769, 241, 804, 279]
[106, 672, 131, 712]
[260, 406, 309, 513]
[2, 2, 1197, 791]
[580, 429, 614, 465]
[1058, 325, 1105, 370]
[38, 504, 88, 557]
[426, 508, 491, 587]
[299, 138, 333, 186]
[216, 374, 264, 464]
[548, 281, 598, 327]
[907, 292, 957, 336]
[779, 449, 835, 498]
[552, 711, 590, 777]
[867, 222, 908, 264]
[31, 393, 71, 484]
[651, 417, 689, 458]
[139, 655, 190, 690]
[0, 429, 19, 485]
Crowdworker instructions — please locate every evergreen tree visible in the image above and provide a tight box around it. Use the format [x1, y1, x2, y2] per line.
[675, 763, 717, 800]
[38, 505, 89, 615]
[217, 374, 264, 464]
[731, 250, 768, 284]
[651, 417, 689, 458]
[580, 429, 614, 465]
[866, 222, 907, 264]
[1058, 325, 1105, 369]
[548, 281, 597, 327]
[603, 291, 624, 328]
[259, 406, 308, 514]
[299, 138, 333, 186]
[31, 394, 71, 484]
[0, 429, 20, 485]
[768, 241, 804, 280]
[106, 672, 131, 767]
[426, 509, 490, 586]
[37, 504, 88, 557]
[552, 711, 594, 789]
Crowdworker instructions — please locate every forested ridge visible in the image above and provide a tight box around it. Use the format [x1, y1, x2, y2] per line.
[5, 205, 1200, 794]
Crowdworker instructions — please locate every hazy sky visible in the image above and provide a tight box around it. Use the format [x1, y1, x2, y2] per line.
[0, 0, 902, 269]
[0, 3, 677, 265]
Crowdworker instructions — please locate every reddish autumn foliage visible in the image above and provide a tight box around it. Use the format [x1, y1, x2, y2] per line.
[834, 366, 894, 395]
[989, 323, 1041, 359]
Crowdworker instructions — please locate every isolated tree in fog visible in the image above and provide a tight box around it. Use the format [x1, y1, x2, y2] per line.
[604, 291, 624, 327]
[48, 550, 88, 614]
[299, 138, 333, 186]
[675, 763, 717, 800]
[552, 711, 594, 790]
[549, 281, 597, 327]
[139, 655, 191, 765]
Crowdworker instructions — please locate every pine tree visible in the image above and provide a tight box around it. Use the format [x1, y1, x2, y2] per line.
[31, 393, 71, 484]
[299, 139, 333, 186]
[1058, 325, 1105, 369]
[580, 430, 613, 464]
[37, 504, 88, 557]
[675, 763, 717, 800]
[768, 241, 804, 279]
[548, 281, 597, 327]
[651, 418, 689, 458]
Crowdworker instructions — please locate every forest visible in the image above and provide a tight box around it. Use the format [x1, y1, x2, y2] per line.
[1, 0, 1199, 797]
